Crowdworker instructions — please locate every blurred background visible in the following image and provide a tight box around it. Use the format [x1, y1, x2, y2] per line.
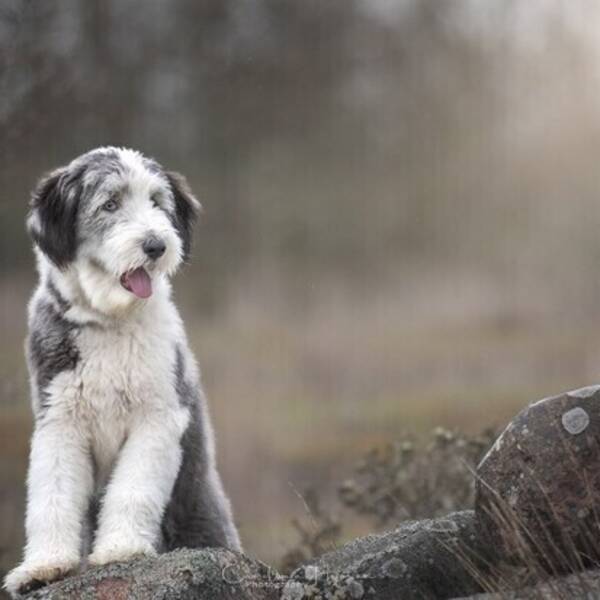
[2, 0, 600, 579]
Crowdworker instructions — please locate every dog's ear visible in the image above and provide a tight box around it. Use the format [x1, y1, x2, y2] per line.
[166, 171, 201, 262]
[27, 168, 79, 269]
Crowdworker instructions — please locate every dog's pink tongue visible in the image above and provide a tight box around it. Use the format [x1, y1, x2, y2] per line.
[124, 267, 152, 299]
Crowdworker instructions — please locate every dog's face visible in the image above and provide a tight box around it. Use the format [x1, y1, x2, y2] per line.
[28, 147, 200, 314]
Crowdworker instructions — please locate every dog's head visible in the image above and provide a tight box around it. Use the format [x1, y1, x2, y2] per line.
[28, 147, 200, 314]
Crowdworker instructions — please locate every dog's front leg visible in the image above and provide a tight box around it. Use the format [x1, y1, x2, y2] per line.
[88, 409, 186, 565]
[5, 420, 93, 596]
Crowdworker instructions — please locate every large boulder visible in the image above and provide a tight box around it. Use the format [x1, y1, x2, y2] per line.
[285, 511, 488, 599]
[476, 385, 600, 573]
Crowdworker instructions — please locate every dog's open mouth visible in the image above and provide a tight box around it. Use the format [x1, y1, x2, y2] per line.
[120, 267, 152, 299]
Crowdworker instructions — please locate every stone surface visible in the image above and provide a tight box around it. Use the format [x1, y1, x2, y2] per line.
[287, 511, 488, 599]
[476, 385, 600, 571]
[21, 512, 487, 600]
[455, 568, 600, 599]
[23, 549, 282, 600]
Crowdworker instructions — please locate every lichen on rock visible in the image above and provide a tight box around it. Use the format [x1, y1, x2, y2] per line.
[476, 385, 600, 573]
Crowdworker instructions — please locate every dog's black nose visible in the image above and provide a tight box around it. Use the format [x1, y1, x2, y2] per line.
[142, 236, 166, 260]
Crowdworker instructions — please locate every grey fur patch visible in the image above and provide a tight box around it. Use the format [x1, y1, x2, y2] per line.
[75, 150, 125, 237]
[28, 149, 124, 268]
[173, 346, 195, 408]
[142, 156, 163, 175]
[78, 148, 121, 182]
[81, 493, 102, 557]
[166, 172, 199, 262]
[162, 347, 240, 551]
[162, 403, 239, 550]
[28, 297, 80, 414]
[47, 280, 70, 313]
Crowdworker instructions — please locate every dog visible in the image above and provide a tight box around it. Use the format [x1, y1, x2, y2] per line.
[4, 147, 242, 597]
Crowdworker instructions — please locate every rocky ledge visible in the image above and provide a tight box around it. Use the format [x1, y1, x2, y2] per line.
[22, 511, 485, 600]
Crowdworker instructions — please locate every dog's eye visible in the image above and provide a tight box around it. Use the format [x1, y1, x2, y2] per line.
[102, 197, 119, 212]
[151, 194, 161, 209]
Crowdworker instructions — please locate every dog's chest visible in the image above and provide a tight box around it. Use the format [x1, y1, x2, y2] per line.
[75, 321, 176, 417]
[72, 319, 178, 480]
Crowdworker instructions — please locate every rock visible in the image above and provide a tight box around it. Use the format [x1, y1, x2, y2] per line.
[455, 568, 600, 599]
[23, 548, 282, 600]
[476, 385, 600, 573]
[286, 511, 488, 599]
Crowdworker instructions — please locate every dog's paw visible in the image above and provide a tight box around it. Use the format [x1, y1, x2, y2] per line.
[4, 559, 78, 597]
[88, 538, 156, 566]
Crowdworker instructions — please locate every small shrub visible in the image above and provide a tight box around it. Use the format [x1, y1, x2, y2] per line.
[280, 426, 497, 572]
[339, 427, 497, 525]
[279, 488, 341, 575]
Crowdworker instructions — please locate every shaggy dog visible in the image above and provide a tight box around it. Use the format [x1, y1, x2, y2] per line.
[5, 147, 241, 597]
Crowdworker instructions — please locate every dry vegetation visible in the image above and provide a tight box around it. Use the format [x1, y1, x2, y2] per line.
[278, 426, 497, 573]
[460, 487, 600, 597]
[277, 420, 600, 597]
